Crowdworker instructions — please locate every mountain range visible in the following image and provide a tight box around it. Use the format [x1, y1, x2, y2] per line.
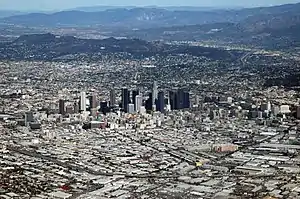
[1, 3, 300, 50]
[2, 3, 300, 28]
[70, 5, 232, 12]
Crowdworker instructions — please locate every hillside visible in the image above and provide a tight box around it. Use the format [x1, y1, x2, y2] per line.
[0, 33, 237, 61]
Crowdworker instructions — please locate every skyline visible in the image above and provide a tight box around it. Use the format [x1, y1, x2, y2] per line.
[0, 0, 300, 11]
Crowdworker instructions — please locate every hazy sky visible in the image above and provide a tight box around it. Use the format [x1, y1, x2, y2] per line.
[1, 0, 300, 11]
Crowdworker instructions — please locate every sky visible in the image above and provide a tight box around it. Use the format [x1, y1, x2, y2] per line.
[1, 0, 300, 11]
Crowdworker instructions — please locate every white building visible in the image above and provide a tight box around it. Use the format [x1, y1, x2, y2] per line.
[128, 104, 135, 114]
[135, 95, 143, 112]
[80, 91, 86, 111]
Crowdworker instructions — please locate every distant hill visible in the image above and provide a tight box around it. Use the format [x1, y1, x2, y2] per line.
[2, 3, 300, 28]
[0, 33, 237, 61]
[71, 5, 224, 12]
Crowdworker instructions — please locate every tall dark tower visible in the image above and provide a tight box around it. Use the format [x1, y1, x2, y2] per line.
[183, 92, 190, 109]
[132, 90, 139, 107]
[145, 93, 153, 112]
[59, 99, 65, 115]
[157, 91, 165, 113]
[122, 88, 130, 113]
[176, 89, 185, 110]
[110, 89, 116, 107]
[169, 91, 177, 110]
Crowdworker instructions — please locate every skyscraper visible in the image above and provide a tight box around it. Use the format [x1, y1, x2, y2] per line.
[132, 90, 139, 107]
[152, 81, 158, 106]
[135, 95, 143, 112]
[128, 104, 135, 114]
[169, 89, 190, 110]
[80, 91, 87, 112]
[89, 94, 97, 109]
[157, 91, 165, 113]
[59, 99, 65, 115]
[176, 89, 185, 110]
[183, 92, 190, 109]
[146, 93, 153, 112]
[169, 90, 177, 110]
[122, 88, 130, 113]
[110, 89, 116, 107]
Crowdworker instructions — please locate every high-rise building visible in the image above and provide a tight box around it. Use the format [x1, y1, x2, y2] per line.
[157, 91, 165, 113]
[110, 89, 116, 107]
[121, 88, 130, 113]
[152, 81, 158, 106]
[59, 99, 65, 115]
[176, 89, 185, 110]
[135, 95, 143, 112]
[80, 91, 87, 112]
[169, 91, 177, 110]
[146, 93, 153, 111]
[89, 94, 97, 109]
[183, 92, 190, 109]
[169, 89, 190, 110]
[132, 90, 139, 107]
[128, 104, 135, 114]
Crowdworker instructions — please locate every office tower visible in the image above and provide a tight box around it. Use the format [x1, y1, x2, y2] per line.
[110, 89, 116, 107]
[59, 99, 65, 115]
[132, 90, 139, 107]
[183, 92, 190, 109]
[169, 91, 177, 110]
[169, 89, 189, 110]
[121, 88, 130, 113]
[152, 81, 158, 106]
[176, 89, 185, 110]
[25, 112, 34, 126]
[80, 91, 87, 112]
[128, 104, 135, 114]
[157, 91, 165, 113]
[89, 94, 97, 109]
[135, 95, 143, 112]
[145, 93, 153, 111]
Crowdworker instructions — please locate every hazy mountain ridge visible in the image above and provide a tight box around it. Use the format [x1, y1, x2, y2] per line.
[3, 3, 300, 28]
[71, 5, 228, 12]
[1, 3, 300, 50]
